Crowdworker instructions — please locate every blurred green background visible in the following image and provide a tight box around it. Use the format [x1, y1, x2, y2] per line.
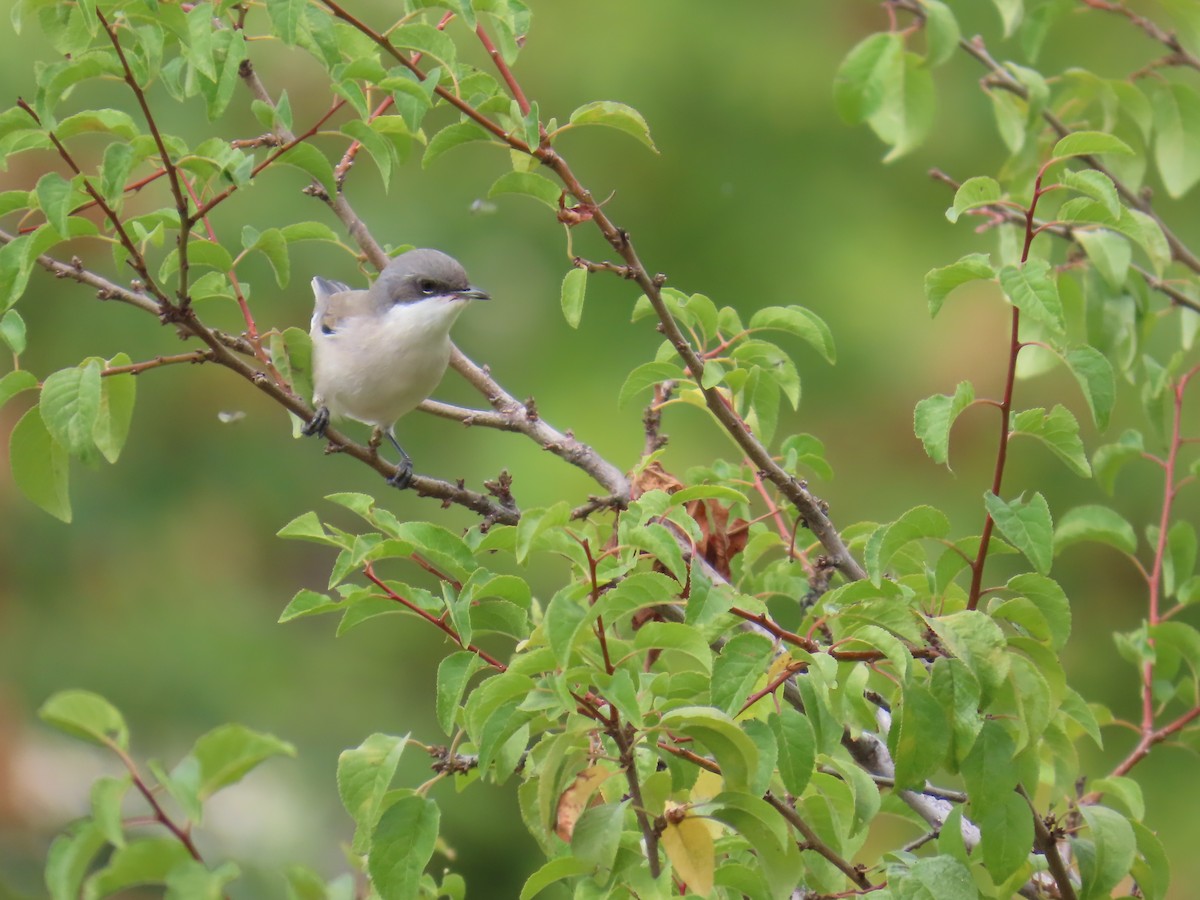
[1, 1, 1198, 897]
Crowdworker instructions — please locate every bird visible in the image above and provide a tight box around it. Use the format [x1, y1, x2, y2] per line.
[301, 248, 489, 488]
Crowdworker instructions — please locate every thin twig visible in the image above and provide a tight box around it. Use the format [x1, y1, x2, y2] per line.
[98, 10, 194, 309]
[364, 565, 507, 670]
[102, 351, 214, 376]
[765, 792, 873, 890]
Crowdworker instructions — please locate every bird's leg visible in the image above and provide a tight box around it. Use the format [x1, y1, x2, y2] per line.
[383, 429, 414, 489]
[302, 406, 330, 438]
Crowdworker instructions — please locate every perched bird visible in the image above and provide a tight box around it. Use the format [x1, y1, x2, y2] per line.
[302, 248, 489, 488]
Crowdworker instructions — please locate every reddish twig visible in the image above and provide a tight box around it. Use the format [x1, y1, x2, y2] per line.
[14, 99, 170, 308]
[98, 10, 194, 309]
[191, 99, 348, 221]
[966, 158, 1056, 610]
[363, 564, 506, 670]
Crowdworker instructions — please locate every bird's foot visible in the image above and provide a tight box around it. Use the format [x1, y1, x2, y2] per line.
[386, 458, 414, 490]
[302, 406, 330, 438]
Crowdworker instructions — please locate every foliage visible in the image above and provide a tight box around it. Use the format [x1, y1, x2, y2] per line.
[3, 0, 1200, 899]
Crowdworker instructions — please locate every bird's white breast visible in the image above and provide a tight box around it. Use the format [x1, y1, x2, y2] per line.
[311, 298, 468, 428]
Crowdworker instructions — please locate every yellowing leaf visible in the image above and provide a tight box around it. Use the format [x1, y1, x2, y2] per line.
[554, 765, 612, 841]
[661, 814, 715, 896]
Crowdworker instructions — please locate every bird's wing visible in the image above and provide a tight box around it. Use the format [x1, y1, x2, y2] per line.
[310, 276, 361, 335]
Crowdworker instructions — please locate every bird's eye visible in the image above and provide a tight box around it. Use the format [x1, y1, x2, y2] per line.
[418, 278, 437, 294]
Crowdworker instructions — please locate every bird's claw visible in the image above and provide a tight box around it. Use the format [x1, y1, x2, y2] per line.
[302, 406, 330, 438]
[386, 458, 414, 490]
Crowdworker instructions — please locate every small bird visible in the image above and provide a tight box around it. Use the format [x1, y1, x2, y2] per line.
[302, 248, 489, 488]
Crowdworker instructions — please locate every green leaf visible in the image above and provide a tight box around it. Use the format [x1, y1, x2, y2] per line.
[864, 505, 950, 584]
[514, 501, 571, 564]
[341, 119, 395, 190]
[391, 22, 457, 67]
[35, 171, 75, 237]
[488, 170, 561, 209]
[667, 484, 749, 506]
[557, 266, 586, 329]
[1166, 520, 1197, 598]
[635, 621, 713, 673]
[960, 719, 1017, 811]
[84, 838, 192, 899]
[892, 856, 975, 900]
[390, 521, 477, 581]
[913, 381, 974, 467]
[0, 309, 26, 355]
[1113, 207, 1170, 275]
[624, 522, 688, 582]
[833, 32, 902, 123]
[922, 1, 961, 68]
[45, 820, 107, 900]
[618, 360, 685, 408]
[946, 176, 1002, 223]
[1130, 819, 1170, 900]
[1064, 346, 1115, 431]
[925, 610, 1010, 703]
[278, 588, 340, 622]
[1010, 405, 1091, 477]
[1006, 573, 1071, 651]
[1151, 82, 1200, 197]
[1061, 168, 1121, 219]
[1089, 776, 1145, 821]
[164, 860, 241, 899]
[436, 651, 486, 735]
[544, 584, 591, 669]
[924, 253, 995, 316]
[276, 142, 337, 199]
[979, 791, 1034, 883]
[1052, 130, 1135, 160]
[1093, 429, 1143, 495]
[890, 679, 950, 790]
[1054, 505, 1136, 556]
[779, 433, 834, 480]
[267, 0, 305, 45]
[519, 857, 591, 900]
[11, 406, 71, 522]
[930, 658, 983, 765]
[566, 100, 657, 151]
[276, 510, 336, 544]
[280, 221, 341, 244]
[423, 121, 493, 169]
[367, 795, 440, 899]
[571, 801, 627, 870]
[1076, 806, 1137, 900]
[94, 354, 136, 464]
[39, 689, 128, 750]
[984, 491, 1054, 574]
[337, 733, 407, 852]
[173, 724, 296, 802]
[244, 226, 290, 288]
[58, 108, 138, 141]
[1076, 229, 1131, 290]
[999, 259, 1063, 333]
[0, 369, 38, 410]
[769, 708, 815, 796]
[748, 305, 835, 363]
[869, 51, 935, 160]
[710, 632, 773, 716]
[659, 707, 758, 792]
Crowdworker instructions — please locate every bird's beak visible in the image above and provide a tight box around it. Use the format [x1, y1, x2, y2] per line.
[456, 286, 490, 301]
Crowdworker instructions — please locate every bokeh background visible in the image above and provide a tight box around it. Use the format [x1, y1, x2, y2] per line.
[2, 1, 1198, 897]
